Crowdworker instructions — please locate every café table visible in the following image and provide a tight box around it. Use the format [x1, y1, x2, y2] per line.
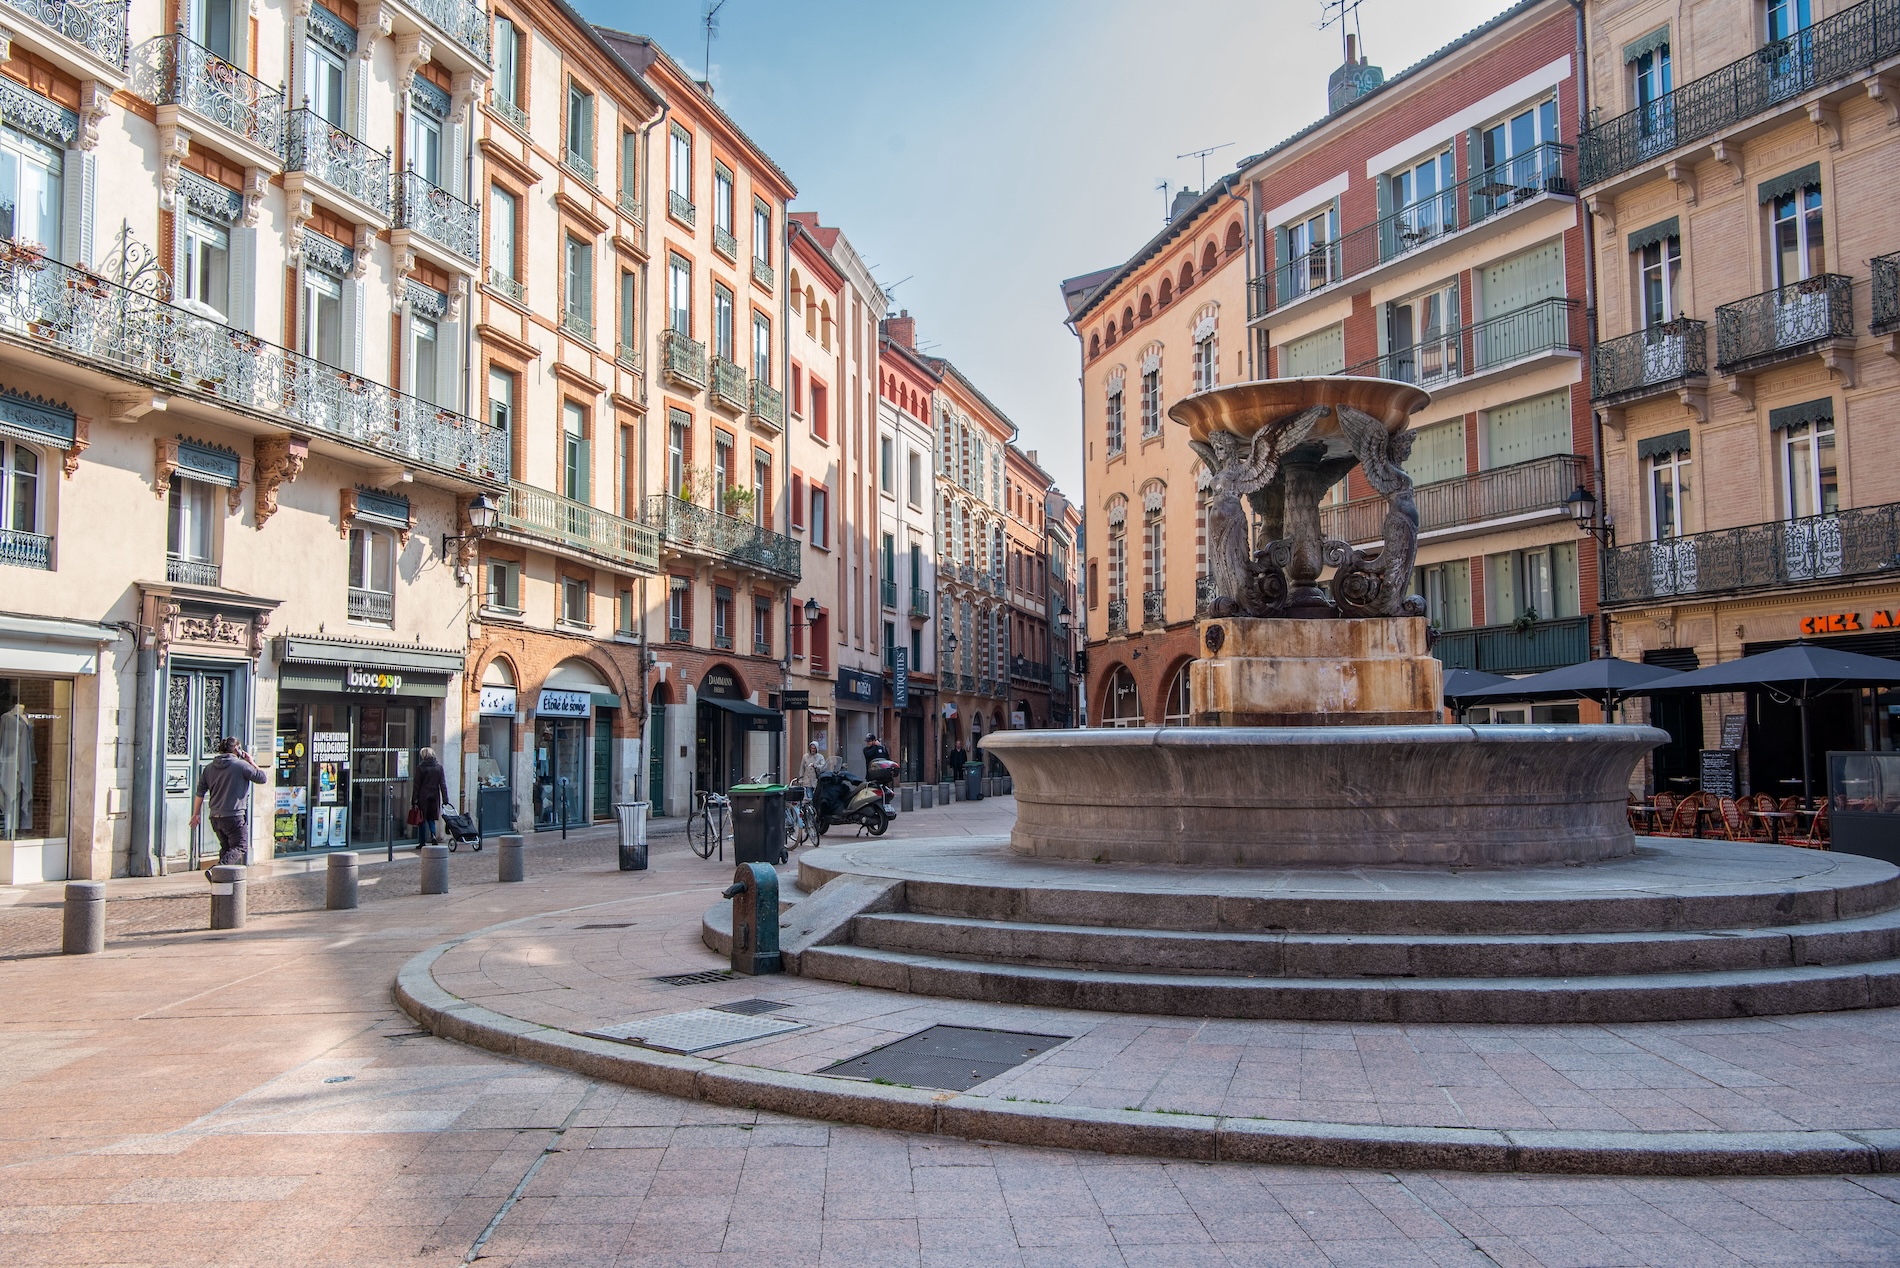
[1749, 809, 1798, 843]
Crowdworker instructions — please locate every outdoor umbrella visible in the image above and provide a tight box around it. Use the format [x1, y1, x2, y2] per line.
[1460, 656, 1685, 721]
[1652, 642, 1900, 806]
[1441, 668, 1510, 720]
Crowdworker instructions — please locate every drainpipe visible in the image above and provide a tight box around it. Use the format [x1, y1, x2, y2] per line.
[1571, 0, 1610, 663]
[123, 620, 156, 877]
[1222, 174, 1254, 380]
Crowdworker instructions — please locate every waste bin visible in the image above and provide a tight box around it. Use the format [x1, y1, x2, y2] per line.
[728, 784, 787, 864]
[615, 801, 649, 870]
[965, 760, 985, 802]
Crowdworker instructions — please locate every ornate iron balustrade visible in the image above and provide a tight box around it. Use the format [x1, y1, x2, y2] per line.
[750, 378, 783, 430]
[713, 633, 733, 650]
[499, 481, 660, 574]
[1344, 297, 1580, 386]
[0, 247, 505, 483]
[618, 190, 644, 224]
[1142, 588, 1166, 627]
[1011, 655, 1050, 683]
[562, 149, 596, 186]
[615, 343, 643, 374]
[754, 639, 772, 657]
[910, 586, 930, 618]
[644, 495, 800, 581]
[136, 33, 283, 155]
[488, 93, 527, 134]
[881, 578, 898, 609]
[1591, 319, 1708, 402]
[1321, 453, 1587, 545]
[1194, 573, 1214, 617]
[667, 624, 690, 643]
[3, 0, 129, 70]
[167, 556, 220, 587]
[1432, 616, 1591, 675]
[562, 309, 594, 342]
[1714, 274, 1854, 373]
[400, 0, 490, 64]
[661, 329, 707, 389]
[957, 562, 975, 586]
[1249, 142, 1575, 318]
[713, 225, 738, 260]
[1580, 0, 1900, 186]
[752, 256, 774, 290]
[486, 266, 523, 304]
[668, 190, 695, 227]
[1603, 501, 1900, 606]
[396, 169, 479, 261]
[710, 355, 748, 410]
[286, 109, 390, 215]
[348, 586, 393, 622]
[1107, 598, 1128, 635]
[1874, 252, 1900, 335]
[0, 528, 50, 570]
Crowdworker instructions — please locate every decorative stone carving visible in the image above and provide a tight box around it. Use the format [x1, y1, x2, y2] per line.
[153, 436, 178, 500]
[1326, 406, 1425, 619]
[0, 24, 13, 62]
[154, 123, 191, 212]
[394, 33, 434, 95]
[240, 168, 269, 227]
[76, 82, 109, 152]
[62, 416, 87, 479]
[253, 435, 309, 528]
[1189, 409, 1322, 618]
[350, 225, 375, 279]
[356, 2, 392, 58]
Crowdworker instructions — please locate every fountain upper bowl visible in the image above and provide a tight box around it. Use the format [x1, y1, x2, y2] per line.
[1169, 376, 1431, 445]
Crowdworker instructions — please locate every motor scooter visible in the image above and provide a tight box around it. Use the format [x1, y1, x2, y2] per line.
[867, 758, 900, 809]
[814, 768, 890, 837]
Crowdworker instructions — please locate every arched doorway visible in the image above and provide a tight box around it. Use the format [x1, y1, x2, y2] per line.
[695, 662, 777, 795]
[1161, 661, 1194, 726]
[1102, 665, 1142, 727]
[475, 657, 518, 833]
[648, 682, 669, 809]
[536, 657, 615, 829]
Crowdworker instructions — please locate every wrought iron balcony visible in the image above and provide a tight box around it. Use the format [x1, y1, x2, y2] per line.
[1249, 142, 1574, 319]
[1344, 297, 1581, 388]
[1873, 252, 1900, 336]
[136, 33, 283, 157]
[398, 0, 490, 65]
[167, 555, 220, 587]
[1715, 274, 1854, 374]
[668, 624, 690, 643]
[0, 528, 50, 570]
[644, 495, 800, 581]
[348, 586, 393, 623]
[1432, 616, 1591, 676]
[498, 481, 660, 574]
[1603, 501, 1900, 606]
[957, 562, 975, 587]
[710, 355, 748, 412]
[285, 109, 390, 216]
[562, 309, 594, 343]
[486, 266, 524, 305]
[0, 247, 505, 483]
[395, 169, 479, 262]
[752, 256, 774, 290]
[1321, 453, 1587, 545]
[1591, 319, 1708, 405]
[562, 149, 596, 186]
[488, 92, 526, 133]
[881, 577, 898, 609]
[618, 190, 644, 224]
[749, 378, 783, 432]
[1580, 0, 1900, 187]
[713, 633, 733, 650]
[713, 225, 738, 260]
[910, 586, 930, 618]
[1142, 588, 1166, 627]
[1107, 598, 1128, 636]
[615, 343, 643, 374]
[754, 638, 772, 657]
[1011, 655, 1050, 683]
[661, 329, 707, 390]
[2, 0, 129, 71]
[668, 190, 695, 227]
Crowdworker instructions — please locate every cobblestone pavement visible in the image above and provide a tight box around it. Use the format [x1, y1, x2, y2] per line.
[5, 798, 1900, 1265]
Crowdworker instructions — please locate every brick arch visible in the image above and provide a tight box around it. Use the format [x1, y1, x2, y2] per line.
[696, 659, 758, 700]
[1094, 660, 1142, 726]
[471, 649, 521, 692]
[1154, 653, 1197, 724]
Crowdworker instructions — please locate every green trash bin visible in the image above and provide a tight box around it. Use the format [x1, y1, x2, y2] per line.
[965, 760, 985, 802]
[728, 783, 787, 864]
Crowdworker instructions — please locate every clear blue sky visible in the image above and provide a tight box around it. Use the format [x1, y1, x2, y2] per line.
[572, 0, 1521, 496]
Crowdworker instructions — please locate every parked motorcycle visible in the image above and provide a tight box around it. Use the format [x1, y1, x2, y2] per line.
[814, 769, 890, 837]
[867, 758, 900, 809]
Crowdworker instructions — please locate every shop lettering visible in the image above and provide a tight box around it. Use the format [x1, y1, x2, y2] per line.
[537, 689, 590, 717]
[345, 669, 403, 692]
[1798, 611, 1900, 635]
[478, 686, 518, 716]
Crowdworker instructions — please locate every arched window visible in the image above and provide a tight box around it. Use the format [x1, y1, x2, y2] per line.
[1201, 241, 1218, 272]
[819, 300, 833, 350]
[805, 289, 818, 338]
[1161, 663, 1193, 726]
[1106, 320, 1118, 344]
[1089, 332, 1100, 359]
[1179, 261, 1194, 290]
[1224, 220, 1243, 255]
[1103, 665, 1142, 727]
[1158, 278, 1173, 307]
[1137, 292, 1152, 321]
[1121, 305, 1134, 331]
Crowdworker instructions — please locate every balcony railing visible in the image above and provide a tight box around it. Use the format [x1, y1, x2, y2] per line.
[395, 169, 479, 261]
[3, 0, 129, 71]
[1591, 319, 1708, 404]
[1249, 142, 1574, 318]
[1321, 453, 1587, 545]
[1142, 588, 1166, 627]
[668, 624, 690, 643]
[1873, 252, 1900, 336]
[644, 495, 800, 581]
[1011, 655, 1050, 683]
[561, 309, 594, 342]
[661, 329, 707, 390]
[1580, 0, 1900, 187]
[136, 33, 283, 156]
[167, 555, 220, 587]
[1715, 274, 1854, 374]
[563, 150, 596, 186]
[881, 577, 898, 609]
[498, 481, 660, 574]
[1343, 297, 1581, 388]
[348, 586, 394, 622]
[0, 247, 505, 483]
[710, 355, 748, 411]
[1433, 616, 1592, 675]
[0, 528, 50, 570]
[752, 256, 774, 290]
[713, 225, 738, 260]
[668, 190, 695, 227]
[910, 586, 931, 618]
[1603, 502, 1900, 606]
[618, 190, 644, 224]
[750, 378, 783, 431]
[754, 639, 772, 657]
[1107, 598, 1128, 635]
[713, 633, 733, 650]
[406, 0, 489, 63]
[486, 266, 523, 305]
[616, 343, 643, 374]
[286, 109, 390, 216]
[488, 92, 527, 134]
[958, 563, 975, 586]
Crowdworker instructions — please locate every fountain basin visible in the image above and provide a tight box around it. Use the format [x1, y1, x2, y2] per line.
[978, 724, 1666, 868]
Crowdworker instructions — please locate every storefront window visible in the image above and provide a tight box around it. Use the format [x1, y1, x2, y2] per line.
[0, 677, 69, 843]
[273, 698, 423, 852]
[535, 717, 586, 827]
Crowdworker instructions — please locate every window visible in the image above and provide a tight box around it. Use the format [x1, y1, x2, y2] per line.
[618, 270, 637, 356]
[1639, 235, 1681, 328]
[713, 433, 731, 498]
[306, 43, 346, 126]
[411, 111, 442, 188]
[1771, 183, 1824, 287]
[752, 451, 770, 526]
[565, 81, 594, 177]
[168, 479, 217, 566]
[0, 126, 58, 256]
[1105, 386, 1125, 454]
[712, 282, 735, 360]
[348, 527, 394, 614]
[668, 124, 692, 211]
[563, 235, 593, 338]
[1192, 331, 1216, 392]
[1143, 511, 1165, 594]
[753, 199, 771, 264]
[300, 268, 342, 367]
[810, 484, 830, 549]
[562, 575, 590, 625]
[1483, 390, 1569, 469]
[713, 586, 732, 647]
[487, 367, 514, 433]
[179, 216, 229, 320]
[488, 185, 518, 293]
[1487, 544, 1578, 623]
[910, 541, 923, 591]
[1410, 560, 1471, 630]
[1479, 241, 1563, 367]
[752, 312, 771, 379]
[1633, 41, 1673, 149]
[617, 586, 635, 635]
[1781, 415, 1837, 519]
[619, 129, 637, 204]
[1649, 445, 1692, 540]
[667, 253, 691, 334]
[753, 598, 771, 655]
[667, 576, 690, 639]
[1404, 419, 1467, 486]
[810, 380, 828, 441]
[0, 441, 40, 546]
[1387, 282, 1458, 385]
[668, 411, 689, 499]
[1282, 323, 1345, 376]
[712, 163, 734, 241]
[791, 472, 804, 529]
[410, 315, 438, 403]
[188, 0, 236, 58]
[809, 609, 830, 673]
[1388, 150, 1455, 245]
[1766, 0, 1815, 99]
[879, 436, 894, 495]
[907, 450, 923, 507]
[1140, 367, 1160, 437]
[881, 532, 896, 603]
[485, 559, 519, 612]
[493, 17, 522, 113]
[1108, 524, 1126, 606]
[1284, 205, 1335, 296]
[1479, 98, 1559, 203]
[562, 401, 588, 502]
[883, 619, 896, 665]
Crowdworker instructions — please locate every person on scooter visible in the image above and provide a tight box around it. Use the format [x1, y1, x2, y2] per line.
[862, 733, 889, 777]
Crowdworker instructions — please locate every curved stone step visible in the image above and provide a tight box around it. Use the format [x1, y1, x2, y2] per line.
[796, 943, 1900, 1024]
[848, 907, 1900, 979]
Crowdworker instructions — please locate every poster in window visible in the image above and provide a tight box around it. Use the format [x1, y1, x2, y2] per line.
[311, 807, 331, 848]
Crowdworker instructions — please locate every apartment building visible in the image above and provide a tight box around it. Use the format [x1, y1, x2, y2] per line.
[1579, 0, 1900, 790]
[464, 1, 663, 835]
[1004, 445, 1056, 728]
[877, 314, 941, 782]
[0, 0, 504, 881]
[1045, 490, 1084, 729]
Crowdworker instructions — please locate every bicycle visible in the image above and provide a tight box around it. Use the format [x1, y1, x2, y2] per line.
[687, 789, 730, 860]
[786, 784, 815, 851]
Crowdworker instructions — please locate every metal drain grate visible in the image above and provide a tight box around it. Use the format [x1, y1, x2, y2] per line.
[652, 969, 739, 986]
[589, 1008, 804, 1054]
[822, 1025, 1070, 1092]
[711, 998, 789, 1016]
[578, 922, 635, 930]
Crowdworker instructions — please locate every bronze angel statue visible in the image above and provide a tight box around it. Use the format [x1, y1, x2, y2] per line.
[1188, 406, 1328, 617]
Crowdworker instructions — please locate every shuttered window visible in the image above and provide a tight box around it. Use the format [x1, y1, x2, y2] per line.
[1404, 419, 1466, 486]
[1281, 322, 1344, 376]
[1483, 390, 1569, 469]
[1480, 240, 1565, 367]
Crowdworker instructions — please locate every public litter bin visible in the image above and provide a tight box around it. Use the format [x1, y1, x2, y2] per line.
[616, 801, 649, 870]
[728, 784, 787, 864]
[965, 760, 985, 802]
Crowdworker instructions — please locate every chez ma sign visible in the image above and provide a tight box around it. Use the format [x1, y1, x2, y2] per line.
[1800, 611, 1900, 636]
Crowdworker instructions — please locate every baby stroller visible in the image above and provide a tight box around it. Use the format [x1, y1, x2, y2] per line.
[442, 807, 483, 851]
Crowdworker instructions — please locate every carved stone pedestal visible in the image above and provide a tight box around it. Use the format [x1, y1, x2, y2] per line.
[1190, 616, 1443, 727]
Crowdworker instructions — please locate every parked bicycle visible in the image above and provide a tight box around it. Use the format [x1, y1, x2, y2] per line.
[785, 784, 815, 851]
[688, 789, 730, 860]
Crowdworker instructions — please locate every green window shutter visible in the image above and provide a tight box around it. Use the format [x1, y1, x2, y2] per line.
[1486, 552, 1518, 623]
[1376, 175, 1395, 261]
[1483, 389, 1570, 469]
[1273, 225, 1291, 306]
[1404, 419, 1466, 485]
[1551, 541, 1579, 618]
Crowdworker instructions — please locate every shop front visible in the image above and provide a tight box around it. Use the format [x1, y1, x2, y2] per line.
[695, 664, 781, 793]
[0, 614, 112, 884]
[532, 658, 620, 830]
[835, 667, 882, 775]
[475, 661, 518, 835]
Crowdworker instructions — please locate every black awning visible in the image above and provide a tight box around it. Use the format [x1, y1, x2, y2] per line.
[700, 695, 784, 732]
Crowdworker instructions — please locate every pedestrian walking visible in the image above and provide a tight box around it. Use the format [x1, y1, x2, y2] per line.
[797, 740, 827, 788]
[862, 733, 889, 777]
[412, 747, 448, 846]
[190, 737, 265, 880]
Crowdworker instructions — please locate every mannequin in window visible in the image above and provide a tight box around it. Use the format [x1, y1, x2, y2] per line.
[478, 743, 507, 788]
[0, 700, 31, 837]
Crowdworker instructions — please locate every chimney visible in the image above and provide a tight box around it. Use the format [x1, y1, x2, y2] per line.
[1026, 449, 1039, 467]
[1168, 188, 1200, 223]
[880, 308, 916, 349]
[1327, 34, 1384, 114]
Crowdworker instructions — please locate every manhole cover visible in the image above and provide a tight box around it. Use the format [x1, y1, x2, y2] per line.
[589, 1008, 804, 1053]
[822, 1025, 1069, 1091]
[577, 922, 635, 930]
[711, 998, 789, 1016]
[652, 969, 738, 986]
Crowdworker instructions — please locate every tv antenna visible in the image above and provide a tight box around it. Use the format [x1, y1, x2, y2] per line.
[1318, 0, 1367, 63]
[1176, 142, 1234, 192]
[702, 0, 727, 82]
[1154, 179, 1171, 223]
[879, 274, 914, 303]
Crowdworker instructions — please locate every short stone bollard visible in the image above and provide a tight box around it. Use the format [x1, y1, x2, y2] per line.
[498, 834, 525, 883]
[208, 865, 246, 930]
[325, 852, 359, 910]
[419, 844, 450, 894]
[900, 785, 915, 813]
[920, 784, 934, 809]
[61, 881, 105, 954]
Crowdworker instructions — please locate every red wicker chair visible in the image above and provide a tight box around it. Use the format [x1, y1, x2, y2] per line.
[1784, 803, 1830, 850]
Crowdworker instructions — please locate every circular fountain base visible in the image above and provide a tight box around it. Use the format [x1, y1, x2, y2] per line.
[977, 724, 1667, 868]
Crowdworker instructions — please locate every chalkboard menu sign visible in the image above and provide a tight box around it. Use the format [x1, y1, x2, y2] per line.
[1700, 749, 1740, 799]
[1721, 714, 1746, 750]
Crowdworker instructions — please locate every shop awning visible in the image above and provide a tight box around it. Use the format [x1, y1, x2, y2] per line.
[700, 695, 784, 732]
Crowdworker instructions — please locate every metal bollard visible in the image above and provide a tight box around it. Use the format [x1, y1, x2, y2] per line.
[720, 862, 782, 975]
[920, 784, 934, 810]
[498, 834, 524, 883]
[900, 785, 915, 813]
[419, 844, 450, 894]
[208, 865, 247, 930]
[61, 881, 105, 954]
[325, 852, 359, 910]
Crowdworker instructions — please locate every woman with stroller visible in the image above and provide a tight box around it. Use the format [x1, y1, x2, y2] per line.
[412, 747, 449, 847]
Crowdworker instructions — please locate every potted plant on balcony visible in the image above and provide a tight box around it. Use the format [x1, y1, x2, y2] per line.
[1511, 607, 1540, 634]
[721, 485, 755, 518]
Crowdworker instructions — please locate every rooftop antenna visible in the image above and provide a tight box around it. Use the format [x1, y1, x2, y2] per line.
[1175, 143, 1234, 192]
[1154, 178, 1171, 224]
[702, 0, 727, 83]
[1317, 0, 1367, 63]
[879, 274, 914, 303]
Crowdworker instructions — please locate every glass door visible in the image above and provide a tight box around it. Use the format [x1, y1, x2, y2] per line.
[535, 718, 585, 828]
[349, 703, 416, 849]
[1766, 0, 1814, 102]
[161, 666, 236, 869]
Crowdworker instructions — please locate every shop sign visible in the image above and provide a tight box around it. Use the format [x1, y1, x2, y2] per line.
[893, 648, 909, 708]
[1011, 710, 1026, 729]
[537, 688, 590, 717]
[1800, 610, 1900, 635]
[837, 667, 881, 706]
[701, 668, 743, 699]
[345, 668, 404, 693]
[312, 731, 349, 806]
[479, 685, 518, 716]
[783, 689, 810, 711]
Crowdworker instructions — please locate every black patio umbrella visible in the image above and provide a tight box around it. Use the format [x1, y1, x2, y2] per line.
[1442, 668, 1510, 720]
[1461, 656, 1685, 721]
[1652, 642, 1900, 806]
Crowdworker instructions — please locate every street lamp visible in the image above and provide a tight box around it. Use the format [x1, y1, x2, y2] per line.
[1565, 484, 1613, 547]
[442, 492, 500, 557]
[802, 596, 821, 626]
